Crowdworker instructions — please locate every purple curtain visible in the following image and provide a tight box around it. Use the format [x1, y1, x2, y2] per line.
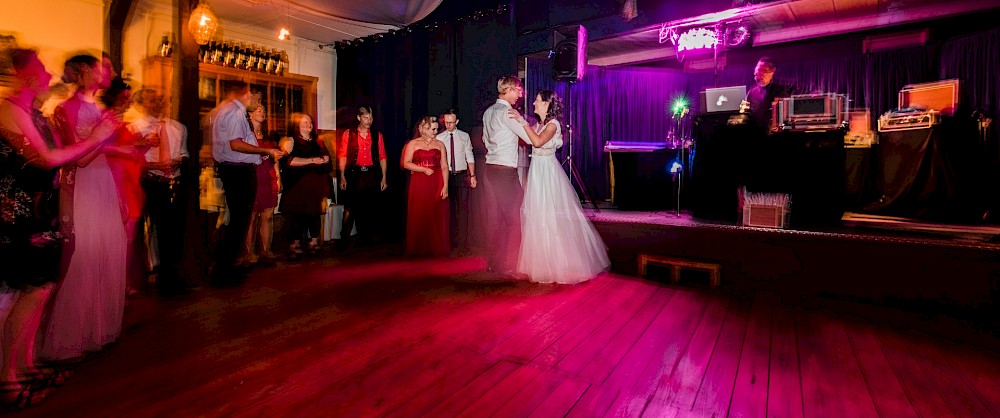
[527, 29, 999, 210]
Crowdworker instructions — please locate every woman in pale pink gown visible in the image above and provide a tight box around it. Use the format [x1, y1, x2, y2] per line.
[41, 54, 128, 362]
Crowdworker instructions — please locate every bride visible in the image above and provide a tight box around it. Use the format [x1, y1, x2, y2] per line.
[508, 90, 609, 284]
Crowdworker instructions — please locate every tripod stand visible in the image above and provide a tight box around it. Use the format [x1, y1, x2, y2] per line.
[669, 106, 691, 217]
[561, 82, 600, 211]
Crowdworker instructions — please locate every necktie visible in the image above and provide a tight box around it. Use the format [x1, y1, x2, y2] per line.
[449, 132, 456, 174]
[157, 120, 171, 175]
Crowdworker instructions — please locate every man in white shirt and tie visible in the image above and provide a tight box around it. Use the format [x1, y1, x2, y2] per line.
[482, 76, 531, 274]
[125, 88, 191, 295]
[436, 109, 476, 255]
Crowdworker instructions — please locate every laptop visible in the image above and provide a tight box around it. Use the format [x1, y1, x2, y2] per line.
[702, 86, 747, 113]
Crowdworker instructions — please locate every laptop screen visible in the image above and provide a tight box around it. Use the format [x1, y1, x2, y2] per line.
[703, 86, 747, 113]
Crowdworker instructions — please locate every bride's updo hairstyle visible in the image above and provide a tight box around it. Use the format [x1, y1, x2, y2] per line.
[536, 89, 563, 125]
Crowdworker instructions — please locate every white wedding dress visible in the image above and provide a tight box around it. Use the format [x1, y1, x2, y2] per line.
[516, 120, 610, 284]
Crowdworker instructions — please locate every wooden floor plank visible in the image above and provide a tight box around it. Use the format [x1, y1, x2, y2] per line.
[646, 296, 731, 411]
[726, 292, 775, 418]
[902, 331, 996, 418]
[766, 302, 805, 418]
[387, 360, 520, 418]
[15, 254, 1000, 417]
[688, 298, 751, 418]
[492, 276, 651, 366]
[539, 279, 657, 368]
[797, 310, 879, 418]
[877, 327, 958, 418]
[451, 365, 544, 417]
[528, 377, 591, 418]
[842, 319, 919, 418]
[932, 339, 1000, 416]
[556, 286, 673, 379]
[565, 383, 620, 418]
[601, 291, 712, 417]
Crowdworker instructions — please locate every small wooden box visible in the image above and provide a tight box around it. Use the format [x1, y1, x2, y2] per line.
[899, 79, 959, 116]
[743, 204, 787, 229]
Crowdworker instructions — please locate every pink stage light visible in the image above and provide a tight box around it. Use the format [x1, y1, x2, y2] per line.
[675, 27, 718, 52]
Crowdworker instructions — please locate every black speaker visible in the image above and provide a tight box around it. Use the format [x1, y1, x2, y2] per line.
[552, 26, 587, 82]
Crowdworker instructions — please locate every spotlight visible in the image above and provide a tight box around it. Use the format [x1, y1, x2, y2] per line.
[278, 27, 291, 40]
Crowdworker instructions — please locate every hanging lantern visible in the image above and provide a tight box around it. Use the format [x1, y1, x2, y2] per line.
[188, 1, 220, 45]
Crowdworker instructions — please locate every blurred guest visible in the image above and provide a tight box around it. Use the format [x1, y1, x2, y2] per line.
[402, 115, 449, 256]
[244, 103, 280, 265]
[126, 88, 191, 296]
[0, 48, 115, 408]
[279, 113, 330, 258]
[42, 53, 129, 362]
[338, 106, 387, 248]
[101, 78, 152, 296]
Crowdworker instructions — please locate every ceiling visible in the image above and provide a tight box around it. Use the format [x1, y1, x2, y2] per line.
[176, 0, 443, 45]
[588, 0, 1000, 67]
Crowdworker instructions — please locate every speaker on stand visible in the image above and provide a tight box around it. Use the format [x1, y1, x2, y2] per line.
[551, 26, 598, 211]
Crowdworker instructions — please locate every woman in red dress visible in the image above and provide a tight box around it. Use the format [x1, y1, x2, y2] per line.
[401, 116, 449, 256]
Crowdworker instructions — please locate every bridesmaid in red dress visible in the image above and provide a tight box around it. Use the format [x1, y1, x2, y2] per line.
[401, 115, 449, 256]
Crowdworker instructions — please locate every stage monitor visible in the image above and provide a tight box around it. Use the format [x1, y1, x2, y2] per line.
[702, 86, 746, 113]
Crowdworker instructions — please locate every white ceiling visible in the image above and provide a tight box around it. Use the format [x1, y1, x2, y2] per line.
[167, 0, 443, 44]
[588, 0, 1000, 66]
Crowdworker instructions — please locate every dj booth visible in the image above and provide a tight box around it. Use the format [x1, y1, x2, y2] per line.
[689, 113, 846, 227]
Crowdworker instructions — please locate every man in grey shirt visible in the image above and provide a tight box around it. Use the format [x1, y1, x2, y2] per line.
[210, 82, 284, 285]
[482, 76, 531, 274]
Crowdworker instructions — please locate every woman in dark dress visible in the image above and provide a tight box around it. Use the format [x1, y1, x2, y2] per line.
[278, 113, 330, 258]
[401, 115, 449, 256]
[0, 48, 116, 409]
[243, 104, 280, 265]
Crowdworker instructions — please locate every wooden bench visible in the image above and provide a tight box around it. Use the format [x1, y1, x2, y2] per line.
[638, 254, 721, 288]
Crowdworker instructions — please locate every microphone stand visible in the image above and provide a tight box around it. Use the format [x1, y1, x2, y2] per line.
[562, 82, 599, 211]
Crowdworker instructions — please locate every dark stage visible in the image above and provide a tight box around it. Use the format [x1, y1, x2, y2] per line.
[591, 208, 1000, 319]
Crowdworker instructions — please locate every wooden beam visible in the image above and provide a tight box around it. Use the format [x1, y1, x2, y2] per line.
[175, 0, 209, 283]
[107, 0, 136, 73]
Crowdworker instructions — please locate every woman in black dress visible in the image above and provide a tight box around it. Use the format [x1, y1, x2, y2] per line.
[278, 113, 331, 258]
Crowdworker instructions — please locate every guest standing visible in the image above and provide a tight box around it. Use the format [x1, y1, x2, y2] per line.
[0, 48, 115, 408]
[42, 53, 129, 362]
[279, 113, 330, 258]
[210, 82, 283, 285]
[338, 106, 387, 247]
[402, 116, 450, 256]
[126, 88, 191, 296]
[435, 110, 476, 254]
[244, 103, 280, 265]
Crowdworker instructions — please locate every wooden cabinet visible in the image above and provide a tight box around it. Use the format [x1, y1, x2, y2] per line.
[141, 55, 317, 134]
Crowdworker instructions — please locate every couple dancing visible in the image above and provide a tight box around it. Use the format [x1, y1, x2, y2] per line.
[483, 76, 609, 284]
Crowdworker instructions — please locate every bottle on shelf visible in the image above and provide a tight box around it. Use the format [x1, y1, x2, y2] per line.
[159, 33, 172, 57]
[277, 49, 288, 75]
[265, 48, 277, 74]
[223, 40, 235, 67]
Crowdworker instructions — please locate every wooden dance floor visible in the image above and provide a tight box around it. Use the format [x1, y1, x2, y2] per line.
[14, 248, 1000, 417]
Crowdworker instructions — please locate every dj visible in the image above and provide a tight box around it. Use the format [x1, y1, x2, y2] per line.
[740, 56, 797, 132]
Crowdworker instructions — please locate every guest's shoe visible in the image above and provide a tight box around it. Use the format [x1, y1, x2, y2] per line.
[0, 381, 45, 410]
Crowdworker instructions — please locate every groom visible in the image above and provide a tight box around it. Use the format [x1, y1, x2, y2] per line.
[482, 76, 531, 275]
